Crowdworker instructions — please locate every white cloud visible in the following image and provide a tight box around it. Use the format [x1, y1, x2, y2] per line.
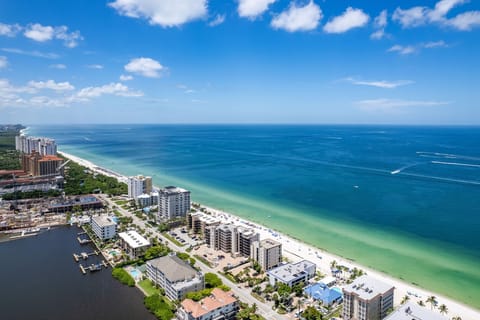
[0, 78, 142, 108]
[388, 41, 449, 55]
[324, 7, 369, 34]
[124, 57, 164, 78]
[0, 56, 7, 69]
[238, 0, 277, 19]
[271, 1, 322, 32]
[87, 64, 104, 69]
[77, 82, 143, 98]
[344, 77, 414, 89]
[23, 23, 83, 47]
[393, 0, 479, 31]
[49, 64, 67, 69]
[1, 47, 59, 59]
[208, 14, 225, 27]
[447, 11, 480, 30]
[356, 98, 449, 112]
[0, 23, 22, 37]
[24, 23, 54, 42]
[109, 0, 207, 27]
[120, 74, 133, 81]
[28, 80, 74, 91]
[371, 10, 388, 39]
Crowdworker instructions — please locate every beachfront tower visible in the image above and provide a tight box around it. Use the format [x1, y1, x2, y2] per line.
[127, 175, 152, 199]
[157, 186, 191, 221]
[342, 275, 395, 320]
[250, 238, 282, 271]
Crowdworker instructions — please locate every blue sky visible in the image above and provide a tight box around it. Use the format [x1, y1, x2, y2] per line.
[0, 0, 479, 124]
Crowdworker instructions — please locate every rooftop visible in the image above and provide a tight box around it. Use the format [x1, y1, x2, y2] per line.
[39, 155, 63, 161]
[261, 238, 281, 249]
[91, 215, 116, 227]
[304, 283, 343, 304]
[343, 275, 394, 300]
[191, 211, 220, 224]
[268, 260, 316, 283]
[181, 288, 237, 318]
[147, 254, 200, 283]
[385, 302, 447, 320]
[161, 186, 189, 195]
[119, 230, 150, 249]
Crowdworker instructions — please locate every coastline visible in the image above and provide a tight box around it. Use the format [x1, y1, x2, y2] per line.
[58, 150, 480, 320]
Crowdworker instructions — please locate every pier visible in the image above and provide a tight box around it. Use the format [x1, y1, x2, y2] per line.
[72, 251, 99, 262]
[79, 261, 108, 274]
[77, 236, 92, 244]
[77, 231, 87, 236]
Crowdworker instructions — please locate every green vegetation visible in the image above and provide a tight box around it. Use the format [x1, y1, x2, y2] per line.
[162, 232, 184, 246]
[251, 292, 266, 303]
[194, 254, 212, 267]
[237, 303, 264, 320]
[138, 279, 160, 296]
[176, 252, 196, 266]
[62, 157, 127, 195]
[1, 189, 61, 200]
[144, 293, 175, 320]
[0, 127, 22, 170]
[205, 272, 222, 288]
[143, 244, 170, 260]
[302, 306, 323, 320]
[185, 288, 214, 301]
[112, 267, 135, 287]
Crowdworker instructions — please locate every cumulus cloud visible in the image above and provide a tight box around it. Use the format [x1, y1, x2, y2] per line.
[271, 1, 322, 32]
[0, 78, 142, 108]
[323, 7, 369, 34]
[120, 74, 133, 81]
[109, 0, 207, 27]
[1, 47, 59, 59]
[124, 57, 164, 78]
[238, 0, 277, 19]
[344, 77, 413, 89]
[356, 98, 449, 112]
[0, 23, 22, 37]
[23, 23, 83, 47]
[388, 41, 448, 55]
[371, 10, 388, 39]
[393, 0, 480, 31]
[208, 14, 225, 27]
[0, 56, 7, 69]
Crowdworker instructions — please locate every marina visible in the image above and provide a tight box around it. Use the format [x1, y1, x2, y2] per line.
[79, 261, 108, 274]
[73, 250, 99, 262]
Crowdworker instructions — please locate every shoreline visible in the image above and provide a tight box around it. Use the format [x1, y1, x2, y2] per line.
[58, 150, 480, 320]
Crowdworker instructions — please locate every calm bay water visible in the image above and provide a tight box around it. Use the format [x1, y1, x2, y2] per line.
[0, 227, 155, 320]
[29, 124, 480, 308]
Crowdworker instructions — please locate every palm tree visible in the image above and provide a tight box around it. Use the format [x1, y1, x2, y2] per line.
[426, 295, 437, 309]
[439, 304, 448, 315]
[418, 300, 425, 306]
[401, 295, 410, 305]
[330, 260, 338, 270]
[451, 316, 462, 320]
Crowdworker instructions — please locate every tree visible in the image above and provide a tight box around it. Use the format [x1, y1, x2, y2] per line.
[330, 260, 337, 269]
[277, 283, 292, 297]
[401, 295, 410, 304]
[451, 316, 462, 320]
[418, 300, 425, 306]
[426, 296, 437, 310]
[205, 272, 223, 288]
[293, 282, 305, 297]
[302, 306, 323, 320]
[439, 304, 448, 315]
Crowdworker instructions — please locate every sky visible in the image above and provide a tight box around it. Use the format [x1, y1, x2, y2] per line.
[0, 0, 479, 125]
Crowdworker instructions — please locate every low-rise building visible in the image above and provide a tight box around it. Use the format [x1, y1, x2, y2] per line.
[251, 238, 282, 271]
[91, 215, 117, 241]
[385, 302, 447, 320]
[146, 254, 204, 301]
[118, 230, 151, 259]
[178, 288, 239, 320]
[304, 282, 343, 306]
[267, 260, 316, 287]
[342, 275, 395, 320]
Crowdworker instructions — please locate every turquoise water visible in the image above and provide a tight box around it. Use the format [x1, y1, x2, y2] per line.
[29, 124, 480, 308]
[130, 269, 141, 279]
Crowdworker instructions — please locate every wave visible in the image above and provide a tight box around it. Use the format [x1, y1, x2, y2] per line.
[398, 172, 480, 186]
[431, 161, 480, 168]
[417, 151, 480, 161]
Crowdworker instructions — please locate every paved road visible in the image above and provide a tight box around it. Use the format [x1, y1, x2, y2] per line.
[101, 196, 286, 320]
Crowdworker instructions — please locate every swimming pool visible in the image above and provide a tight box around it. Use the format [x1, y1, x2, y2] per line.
[129, 269, 141, 279]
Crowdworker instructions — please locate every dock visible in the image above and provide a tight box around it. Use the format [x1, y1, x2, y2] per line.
[73, 251, 99, 262]
[77, 236, 92, 244]
[79, 261, 108, 274]
[77, 231, 87, 236]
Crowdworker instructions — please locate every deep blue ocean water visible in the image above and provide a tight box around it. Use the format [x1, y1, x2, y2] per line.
[29, 124, 480, 307]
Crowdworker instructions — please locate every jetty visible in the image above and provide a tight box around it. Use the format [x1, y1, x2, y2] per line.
[77, 236, 92, 244]
[72, 251, 99, 262]
[79, 261, 108, 274]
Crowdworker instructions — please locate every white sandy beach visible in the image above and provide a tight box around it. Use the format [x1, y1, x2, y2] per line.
[60, 150, 480, 320]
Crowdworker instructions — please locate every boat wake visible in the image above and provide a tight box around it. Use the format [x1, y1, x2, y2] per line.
[391, 163, 420, 175]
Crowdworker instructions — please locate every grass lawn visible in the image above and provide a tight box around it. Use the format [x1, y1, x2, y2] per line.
[138, 279, 160, 296]
[162, 232, 185, 247]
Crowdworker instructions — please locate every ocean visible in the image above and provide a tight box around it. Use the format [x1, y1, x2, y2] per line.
[29, 124, 480, 309]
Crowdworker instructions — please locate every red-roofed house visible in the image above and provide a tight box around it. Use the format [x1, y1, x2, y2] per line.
[177, 288, 239, 320]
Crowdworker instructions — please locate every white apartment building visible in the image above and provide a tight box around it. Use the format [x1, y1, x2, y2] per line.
[342, 275, 395, 320]
[118, 230, 151, 259]
[127, 175, 152, 199]
[15, 135, 57, 155]
[251, 238, 282, 271]
[91, 215, 117, 241]
[385, 302, 447, 320]
[204, 223, 259, 258]
[267, 260, 316, 287]
[157, 186, 191, 220]
[146, 254, 204, 301]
